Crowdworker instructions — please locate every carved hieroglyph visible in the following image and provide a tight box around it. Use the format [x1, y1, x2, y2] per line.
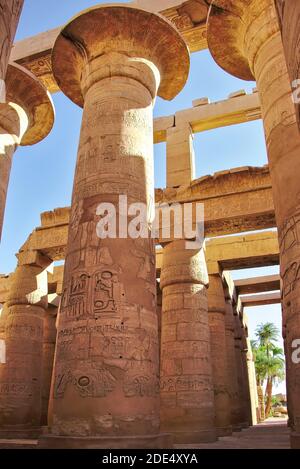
[0, 0, 24, 100]
[42, 5, 189, 448]
[0, 63, 54, 242]
[207, 0, 300, 448]
[160, 240, 216, 444]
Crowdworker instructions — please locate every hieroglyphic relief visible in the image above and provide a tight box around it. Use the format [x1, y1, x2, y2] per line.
[279, 208, 300, 297]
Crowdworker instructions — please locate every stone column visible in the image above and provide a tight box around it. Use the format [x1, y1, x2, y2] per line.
[0, 251, 50, 438]
[224, 299, 244, 431]
[0, 0, 24, 101]
[275, 0, 300, 131]
[160, 240, 216, 444]
[0, 63, 54, 242]
[207, 0, 300, 448]
[234, 313, 250, 428]
[207, 274, 231, 436]
[166, 124, 195, 188]
[157, 281, 162, 364]
[41, 5, 189, 449]
[243, 314, 258, 426]
[41, 303, 57, 427]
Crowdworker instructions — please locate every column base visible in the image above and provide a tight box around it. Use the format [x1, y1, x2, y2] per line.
[38, 433, 173, 449]
[216, 425, 232, 437]
[0, 425, 42, 439]
[171, 429, 217, 445]
[290, 431, 300, 449]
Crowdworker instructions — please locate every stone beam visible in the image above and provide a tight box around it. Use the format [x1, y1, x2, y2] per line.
[18, 166, 275, 261]
[154, 92, 261, 144]
[206, 230, 279, 275]
[241, 292, 281, 308]
[174, 92, 261, 135]
[157, 166, 275, 242]
[235, 275, 280, 295]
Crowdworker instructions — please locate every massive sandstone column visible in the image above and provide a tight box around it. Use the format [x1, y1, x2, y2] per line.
[0, 251, 50, 438]
[224, 299, 244, 430]
[0, 0, 24, 101]
[41, 5, 189, 449]
[233, 313, 250, 428]
[207, 274, 231, 436]
[241, 314, 257, 426]
[160, 240, 216, 443]
[41, 303, 57, 427]
[0, 62, 54, 242]
[275, 0, 300, 131]
[207, 0, 300, 448]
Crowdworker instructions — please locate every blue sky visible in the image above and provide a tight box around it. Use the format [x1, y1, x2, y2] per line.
[1, 0, 284, 391]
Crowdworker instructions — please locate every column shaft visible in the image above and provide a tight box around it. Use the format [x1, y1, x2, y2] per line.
[244, 2, 300, 446]
[0, 254, 49, 437]
[50, 74, 160, 440]
[225, 300, 244, 430]
[160, 240, 216, 443]
[207, 274, 231, 436]
[41, 305, 57, 426]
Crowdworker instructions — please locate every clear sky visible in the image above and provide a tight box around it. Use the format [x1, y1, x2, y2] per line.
[0, 1, 285, 392]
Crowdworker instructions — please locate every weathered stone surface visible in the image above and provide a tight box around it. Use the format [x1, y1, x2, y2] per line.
[41, 304, 57, 426]
[207, 2, 300, 445]
[275, 0, 300, 131]
[207, 274, 231, 436]
[224, 299, 244, 431]
[0, 256, 50, 436]
[160, 240, 216, 444]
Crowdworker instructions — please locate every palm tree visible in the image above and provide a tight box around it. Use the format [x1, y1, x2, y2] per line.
[255, 322, 279, 357]
[251, 340, 268, 421]
[252, 324, 285, 420]
[264, 346, 285, 418]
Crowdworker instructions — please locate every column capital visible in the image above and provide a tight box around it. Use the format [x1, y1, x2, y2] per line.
[52, 4, 190, 106]
[207, 0, 279, 81]
[2, 62, 54, 146]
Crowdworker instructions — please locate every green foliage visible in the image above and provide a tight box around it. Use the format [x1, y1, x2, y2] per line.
[252, 324, 285, 393]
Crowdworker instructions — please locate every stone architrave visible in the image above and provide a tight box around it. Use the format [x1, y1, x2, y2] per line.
[40, 4, 190, 449]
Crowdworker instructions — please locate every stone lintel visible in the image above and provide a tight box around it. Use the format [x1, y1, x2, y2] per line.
[235, 274, 280, 295]
[241, 292, 281, 307]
